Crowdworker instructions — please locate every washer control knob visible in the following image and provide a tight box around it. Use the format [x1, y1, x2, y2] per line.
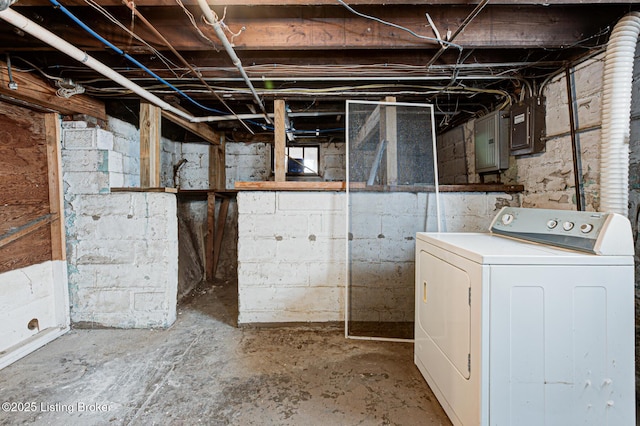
[501, 213, 514, 225]
[562, 221, 575, 231]
[580, 223, 593, 234]
[547, 220, 558, 229]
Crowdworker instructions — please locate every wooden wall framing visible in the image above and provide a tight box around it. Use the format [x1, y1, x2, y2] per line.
[0, 102, 66, 273]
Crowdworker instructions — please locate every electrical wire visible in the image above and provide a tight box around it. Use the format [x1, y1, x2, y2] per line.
[336, 0, 462, 51]
[174, 0, 218, 49]
[83, 0, 181, 78]
[48, 0, 243, 118]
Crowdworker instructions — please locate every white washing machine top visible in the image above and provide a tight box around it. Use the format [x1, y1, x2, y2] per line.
[417, 207, 634, 265]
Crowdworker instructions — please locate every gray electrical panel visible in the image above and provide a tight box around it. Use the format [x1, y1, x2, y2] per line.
[474, 109, 510, 173]
[510, 96, 546, 156]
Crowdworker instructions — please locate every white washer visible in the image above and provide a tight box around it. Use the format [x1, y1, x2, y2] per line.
[414, 207, 635, 426]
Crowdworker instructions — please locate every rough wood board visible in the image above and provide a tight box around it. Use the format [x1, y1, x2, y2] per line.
[213, 198, 230, 278]
[0, 101, 52, 271]
[0, 221, 51, 274]
[274, 100, 286, 182]
[0, 61, 105, 119]
[209, 137, 226, 191]
[205, 193, 215, 280]
[45, 113, 65, 261]
[140, 102, 161, 187]
[0, 214, 55, 249]
[110, 187, 178, 193]
[235, 181, 347, 191]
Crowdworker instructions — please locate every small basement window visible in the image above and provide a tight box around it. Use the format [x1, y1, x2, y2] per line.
[273, 145, 320, 176]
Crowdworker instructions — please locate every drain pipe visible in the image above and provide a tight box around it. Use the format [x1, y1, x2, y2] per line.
[600, 11, 640, 216]
[195, 0, 271, 124]
[0, 7, 195, 122]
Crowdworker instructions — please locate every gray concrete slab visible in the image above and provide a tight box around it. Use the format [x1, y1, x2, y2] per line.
[0, 284, 451, 425]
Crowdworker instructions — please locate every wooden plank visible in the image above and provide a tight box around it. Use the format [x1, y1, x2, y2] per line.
[163, 110, 220, 144]
[212, 197, 230, 277]
[0, 226, 52, 274]
[17, 5, 618, 51]
[0, 213, 56, 250]
[235, 181, 347, 191]
[235, 182, 524, 192]
[382, 97, 397, 186]
[0, 61, 105, 119]
[18, 0, 639, 6]
[110, 187, 178, 193]
[140, 102, 161, 187]
[209, 135, 226, 190]
[205, 193, 216, 280]
[274, 99, 286, 182]
[44, 113, 65, 261]
[354, 105, 380, 149]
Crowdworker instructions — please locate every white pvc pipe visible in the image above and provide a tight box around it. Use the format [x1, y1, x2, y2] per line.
[600, 12, 640, 216]
[195, 0, 271, 123]
[0, 8, 198, 122]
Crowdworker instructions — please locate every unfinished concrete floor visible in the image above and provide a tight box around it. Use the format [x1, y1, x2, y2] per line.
[0, 282, 451, 426]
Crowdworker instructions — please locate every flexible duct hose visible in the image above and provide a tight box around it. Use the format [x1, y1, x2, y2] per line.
[600, 12, 640, 216]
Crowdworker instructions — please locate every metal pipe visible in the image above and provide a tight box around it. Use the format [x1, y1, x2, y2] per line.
[195, 0, 271, 124]
[565, 67, 583, 211]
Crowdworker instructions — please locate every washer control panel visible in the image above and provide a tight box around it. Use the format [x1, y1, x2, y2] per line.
[490, 207, 630, 254]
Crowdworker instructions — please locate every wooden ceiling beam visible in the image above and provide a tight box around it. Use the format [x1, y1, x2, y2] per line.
[0, 61, 106, 119]
[15, 0, 640, 6]
[4, 5, 621, 51]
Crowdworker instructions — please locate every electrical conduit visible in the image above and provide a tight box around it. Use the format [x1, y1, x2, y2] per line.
[600, 11, 640, 216]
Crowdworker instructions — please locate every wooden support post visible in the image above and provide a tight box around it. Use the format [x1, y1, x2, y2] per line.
[212, 197, 230, 277]
[206, 193, 216, 280]
[45, 113, 66, 261]
[382, 96, 398, 185]
[140, 102, 161, 187]
[274, 99, 287, 182]
[209, 134, 226, 190]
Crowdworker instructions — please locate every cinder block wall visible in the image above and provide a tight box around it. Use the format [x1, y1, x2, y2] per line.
[237, 190, 520, 324]
[62, 120, 179, 328]
[225, 141, 345, 189]
[65, 193, 178, 328]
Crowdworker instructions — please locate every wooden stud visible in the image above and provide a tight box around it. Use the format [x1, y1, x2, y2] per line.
[205, 192, 216, 280]
[44, 113, 66, 260]
[274, 99, 286, 182]
[140, 102, 161, 187]
[212, 197, 230, 277]
[209, 134, 226, 191]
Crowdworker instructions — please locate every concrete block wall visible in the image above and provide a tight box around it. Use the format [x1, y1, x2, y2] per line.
[225, 141, 346, 188]
[161, 140, 210, 189]
[319, 142, 345, 181]
[65, 193, 178, 328]
[226, 142, 271, 189]
[237, 190, 520, 324]
[62, 120, 179, 328]
[237, 191, 345, 323]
